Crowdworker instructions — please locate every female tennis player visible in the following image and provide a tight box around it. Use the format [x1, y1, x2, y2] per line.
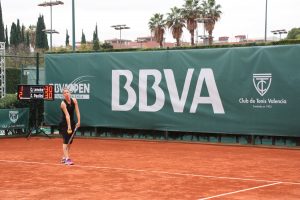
[59, 88, 80, 165]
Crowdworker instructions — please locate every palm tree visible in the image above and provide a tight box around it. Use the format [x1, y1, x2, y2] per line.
[201, 0, 222, 45]
[166, 7, 185, 47]
[181, 0, 202, 46]
[148, 13, 166, 48]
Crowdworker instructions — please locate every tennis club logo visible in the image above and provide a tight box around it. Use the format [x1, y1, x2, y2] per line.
[9, 111, 19, 123]
[253, 73, 272, 96]
[239, 73, 286, 109]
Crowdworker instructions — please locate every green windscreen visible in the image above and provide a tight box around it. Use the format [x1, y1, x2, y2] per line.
[45, 45, 300, 137]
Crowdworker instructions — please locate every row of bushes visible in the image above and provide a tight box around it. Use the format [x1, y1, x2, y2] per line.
[47, 39, 300, 54]
[0, 94, 18, 109]
[6, 68, 21, 94]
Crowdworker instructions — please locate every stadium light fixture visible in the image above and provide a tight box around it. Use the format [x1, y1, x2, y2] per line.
[111, 24, 130, 48]
[271, 29, 287, 40]
[136, 38, 146, 48]
[38, 0, 64, 51]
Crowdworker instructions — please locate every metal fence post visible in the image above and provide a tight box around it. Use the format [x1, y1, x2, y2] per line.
[36, 52, 39, 85]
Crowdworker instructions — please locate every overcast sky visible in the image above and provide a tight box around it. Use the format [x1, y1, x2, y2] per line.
[1, 0, 299, 46]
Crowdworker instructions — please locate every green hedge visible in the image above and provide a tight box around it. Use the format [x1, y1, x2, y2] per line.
[0, 94, 18, 109]
[46, 39, 300, 54]
[6, 68, 21, 94]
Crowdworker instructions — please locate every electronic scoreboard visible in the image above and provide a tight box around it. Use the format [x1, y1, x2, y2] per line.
[17, 85, 54, 101]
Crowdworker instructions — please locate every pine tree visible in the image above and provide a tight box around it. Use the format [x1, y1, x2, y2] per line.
[9, 22, 17, 47]
[65, 29, 69, 46]
[21, 25, 25, 43]
[81, 29, 86, 44]
[92, 24, 100, 50]
[0, 2, 4, 42]
[35, 15, 49, 50]
[16, 19, 21, 45]
[5, 25, 8, 48]
[25, 31, 30, 47]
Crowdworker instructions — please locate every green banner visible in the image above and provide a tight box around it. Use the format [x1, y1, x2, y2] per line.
[45, 45, 300, 136]
[0, 108, 29, 130]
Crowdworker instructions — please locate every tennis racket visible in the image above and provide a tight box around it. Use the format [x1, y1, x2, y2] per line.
[67, 127, 78, 146]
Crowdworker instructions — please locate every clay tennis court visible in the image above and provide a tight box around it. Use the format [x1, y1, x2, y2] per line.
[0, 137, 299, 200]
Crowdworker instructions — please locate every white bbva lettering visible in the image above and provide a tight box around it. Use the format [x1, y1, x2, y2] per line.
[190, 68, 225, 114]
[111, 70, 136, 111]
[111, 68, 224, 114]
[139, 70, 165, 112]
[164, 68, 194, 112]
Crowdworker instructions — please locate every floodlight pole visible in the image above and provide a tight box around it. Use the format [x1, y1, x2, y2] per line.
[137, 39, 146, 48]
[271, 29, 287, 40]
[72, 0, 75, 51]
[38, 1, 64, 51]
[264, 0, 268, 42]
[196, 18, 211, 45]
[111, 24, 130, 48]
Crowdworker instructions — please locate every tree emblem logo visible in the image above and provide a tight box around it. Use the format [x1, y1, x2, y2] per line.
[9, 111, 19, 123]
[253, 73, 272, 96]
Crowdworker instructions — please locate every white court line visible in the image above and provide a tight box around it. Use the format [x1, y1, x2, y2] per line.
[0, 159, 300, 185]
[198, 182, 282, 200]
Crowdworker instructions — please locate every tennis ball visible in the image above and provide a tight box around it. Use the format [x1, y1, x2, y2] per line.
[67, 129, 72, 134]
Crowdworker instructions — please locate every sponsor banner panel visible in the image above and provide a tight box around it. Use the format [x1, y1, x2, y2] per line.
[0, 108, 29, 130]
[45, 45, 300, 136]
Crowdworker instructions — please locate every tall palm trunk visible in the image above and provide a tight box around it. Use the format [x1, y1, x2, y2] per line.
[176, 38, 180, 46]
[187, 19, 197, 46]
[155, 29, 164, 48]
[190, 30, 195, 46]
[201, 0, 222, 46]
[159, 41, 163, 48]
[208, 30, 213, 45]
[205, 22, 215, 45]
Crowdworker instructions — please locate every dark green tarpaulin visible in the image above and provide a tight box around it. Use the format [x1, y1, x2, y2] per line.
[45, 45, 300, 136]
[0, 108, 29, 130]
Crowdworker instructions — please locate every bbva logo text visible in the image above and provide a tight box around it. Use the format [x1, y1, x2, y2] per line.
[112, 68, 225, 114]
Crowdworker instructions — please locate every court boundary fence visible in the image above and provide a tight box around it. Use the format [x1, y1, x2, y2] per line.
[1, 119, 299, 148]
[44, 126, 300, 147]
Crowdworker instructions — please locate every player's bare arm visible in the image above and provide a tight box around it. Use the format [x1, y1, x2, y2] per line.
[73, 98, 81, 128]
[61, 101, 71, 131]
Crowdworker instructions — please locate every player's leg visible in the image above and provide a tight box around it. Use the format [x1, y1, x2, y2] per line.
[61, 134, 69, 163]
[59, 124, 68, 163]
[64, 132, 74, 165]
